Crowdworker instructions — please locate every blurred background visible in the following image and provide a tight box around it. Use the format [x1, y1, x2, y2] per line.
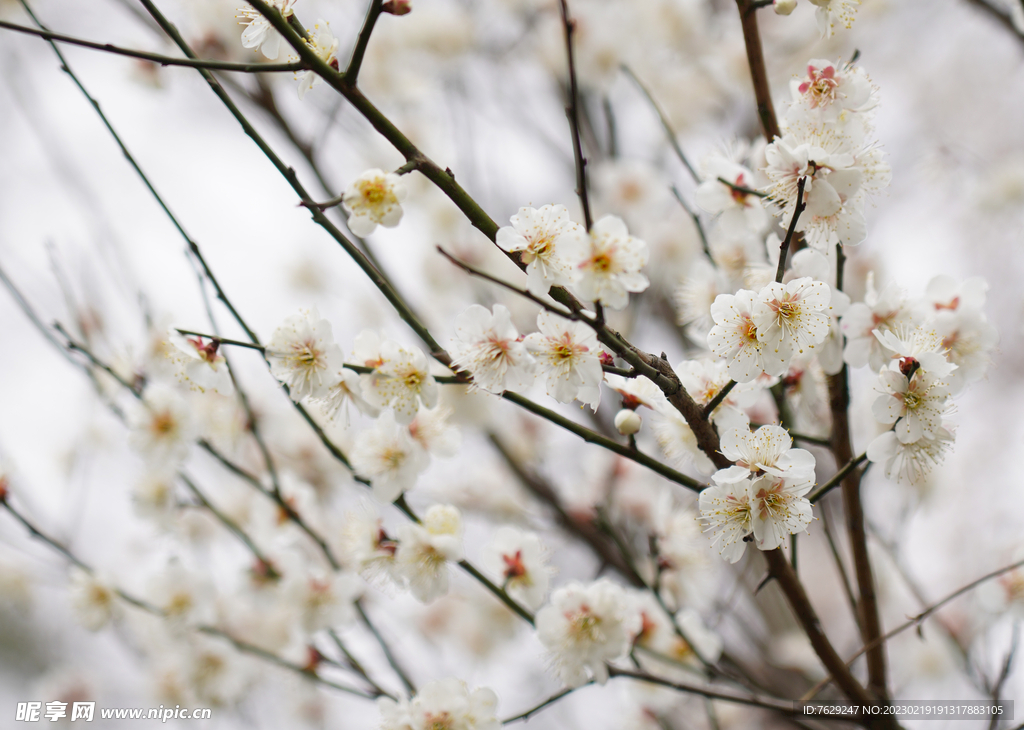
[1, 0, 1023, 727]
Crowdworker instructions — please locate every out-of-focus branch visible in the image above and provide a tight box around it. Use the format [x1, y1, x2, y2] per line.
[558, 0, 593, 231]
[963, 0, 1024, 40]
[488, 433, 645, 586]
[808, 452, 867, 503]
[804, 557, 1024, 702]
[0, 20, 304, 71]
[622, 65, 700, 183]
[0, 496, 379, 699]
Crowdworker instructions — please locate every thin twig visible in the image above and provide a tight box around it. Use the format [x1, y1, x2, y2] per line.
[437, 246, 580, 321]
[734, 0, 781, 141]
[808, 452, 867, 503]
[717, 176, 768, 198]
[0, 20, 305, 71]
[671, 185, 711, 260]
[622, 66, 700, 183]
[355, 600, 417, 696]
[775, 176, 806, 282]
[558, 0, 593, 230]
[345, 0, 383, 84]
[803, 558, 1024, 702]
[703, 380, 737, 420]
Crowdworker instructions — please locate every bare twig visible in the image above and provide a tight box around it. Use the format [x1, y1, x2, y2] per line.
[0, 20, 304, 71]
[558, 0, 593, 230]
[734, 0, 781, 141]
[775, 176, 806, 282]
[808, 452, 868, 503]
[702, 380, 737, 420]
[345, 0, 383, 84]
[621, 65, 700, 184]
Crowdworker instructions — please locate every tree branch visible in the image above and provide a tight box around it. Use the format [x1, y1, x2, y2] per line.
[558, 0, 593, 230]
[0, 19, 304, 71]
[734, 0, 781, 141]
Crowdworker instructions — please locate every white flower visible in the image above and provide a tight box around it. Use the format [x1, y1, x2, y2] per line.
[573, 215, 650, 310]
[698, 476, 755, 563]
[873, 326, 957, 379]
[716, 425, 816, 484]
[651, 411, 715, 476]
[378, 678, 500, 730]
[481, 526, 552, 610]
[409, 406, 461, 458]
[395, 505, 464, 603]
[341, 506, 399, 586]
[840, 277, 915, 371]
[282, 568, 360, 633]
[672, 359, 752, 432]
[748, 473, 814, 551]
[131, 471, 177, 527]
[523, 312, 602, 410]
[866, 427, 953, 485]
[69, 568, 117, 631]
[450, 304, 534, 393]
[363, 339, 439, 424]
[752, 277, 832, 362]
[774, 0, 797, 14]
[632, 594, 722, 666]
[808, 0, 860, 38]
[496, 205, 586, 296]
[536, 579, 640, 687]
[341, 169, 408, 237]
[674, 258, 730, 334]
[148, 563, 213, 625]
[237, 0, 296, 60]
[167, 331, 232, 395]
[790, 59, 875, 122]
[129, 385, 196, 466]
[655, 509, 711, 610]
[603, 372, 668, 411]
[930, 309, 997, 393]
[316, 367, 380, 423]
[708, 289, 785, 381]
[872, 369, 951, 444]
[265, 308, 344, 401]
[694, 157, 767, 235]
[294, 19, 339, 99]
[351, 412, 429, 503]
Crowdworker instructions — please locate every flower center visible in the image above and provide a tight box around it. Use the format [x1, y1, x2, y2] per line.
[357, 180, 389, 206]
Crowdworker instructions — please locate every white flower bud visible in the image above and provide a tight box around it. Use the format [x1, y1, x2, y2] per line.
[774, 0, 797, 15]
[614, 409, 642, 436]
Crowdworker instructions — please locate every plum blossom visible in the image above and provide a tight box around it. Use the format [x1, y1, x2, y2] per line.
[809, 0, 860, 38]
[341, 506, 399, 586]
[363, 339, 438, 424]
[409, 406, 461, 458]
[395, 505, 464, 602]
[698, 477, 754, 563]
[841, 276, 915, 371]
[167, 331, 231, 394]
[535, 579, 640, 687]
[873, 369, 951, 444]
[789, 59, 875, 122]
[378, 678, 500, 730]
[316, 367, 380, 423]
[265, 308, 343, 401]
[873, 326, 957, 379]
[450, 304, 534, 393]
[573, 215, 650, 310]
[524, 312, 602, 410]
[715, 425, 816, 484]
[632, 595, 722, 667]
[496, 205, 586, 296]
[481, 526, 552, 610]
[129, 385, 196, 466]
[293, 19, 338, 99]
[341, 169, 408, 237]
[708, 289, 785, 381]
[752, 277, 832, 361]
[694, 157, 767, 235]
[282, 568, 360, 633]
[69, 569, 118, 631]
[866, 427, 954, 485]
[351, 412, 429, 502]
[748, 472, 814, 551]
[237, 0, 296, 60]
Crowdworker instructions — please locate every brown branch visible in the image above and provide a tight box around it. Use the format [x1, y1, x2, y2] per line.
[775, 176, 806, 282]
[558, 0, 593, 230]
[487, 433, 645, 587]
[963, 0, 1024, 41]
[0, 19, 304, 71]
[804, 557, 1024, 702]
[735, 0, 781, 141]
[762, 549, 896, 728]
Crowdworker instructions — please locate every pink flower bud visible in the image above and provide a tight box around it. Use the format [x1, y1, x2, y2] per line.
[382, 0, 412, 15]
